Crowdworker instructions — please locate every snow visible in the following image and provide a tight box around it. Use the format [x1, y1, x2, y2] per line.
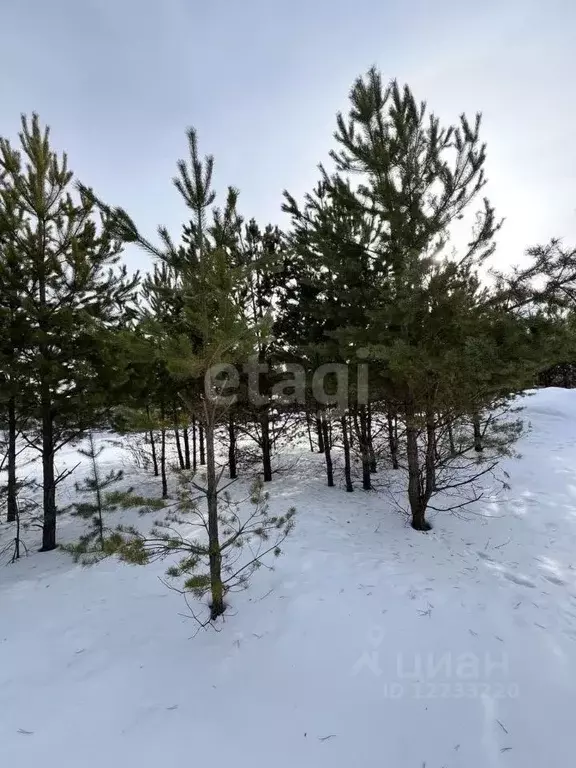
[2, 388, 576, 767]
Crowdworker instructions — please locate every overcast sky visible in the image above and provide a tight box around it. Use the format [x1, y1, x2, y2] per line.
[1, 0, 574, 274]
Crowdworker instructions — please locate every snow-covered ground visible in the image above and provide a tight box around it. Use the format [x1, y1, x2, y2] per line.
[2, 388, 576, 767]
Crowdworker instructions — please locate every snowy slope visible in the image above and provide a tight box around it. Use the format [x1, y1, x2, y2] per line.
[2, 389, 576, 767]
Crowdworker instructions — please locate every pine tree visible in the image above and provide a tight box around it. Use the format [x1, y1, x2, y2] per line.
[0, 172, 28, 523]
[318, 70, 498, 527]
[81, 127, 280, 619]
[63, 431, 164, 564]
[232, 219, 285, 482]
[281, 68, 561, 529]
[114, 473, 295, 627]
[282, 176, 383, 490]
[0, 114, 139, 550]
[65, 432, 123, 560]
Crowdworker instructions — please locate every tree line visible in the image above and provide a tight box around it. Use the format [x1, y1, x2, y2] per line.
[2, 67, 576, 618]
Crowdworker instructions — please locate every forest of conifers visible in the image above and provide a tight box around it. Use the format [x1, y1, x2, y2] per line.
[1, 67, 575, 618]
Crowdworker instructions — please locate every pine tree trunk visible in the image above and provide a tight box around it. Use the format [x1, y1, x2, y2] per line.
[321, 414, 334, 487]
[40, 390, 57, 552]
[425, 412, 436, 497]
[341, 415, 353, 492]
[410, 498, 429, 531]
[368, 440, 377, 472]
[205, 417, 225, 620]
[315, 414, 325, 453]
[159, 405, 168, 498]
[406, 396, 431, 531]
[38, 235, 58, 551]
[183, 424, 191, 469]
[146, 405, 159, 476]
[199, 423, 206, 465]
[174, 410, 185, 470]
[90, 433, 105, 548]
[306, 409, 315, 452]
[149, 430, 159, 476]
[13, 502, 21, 561]
[192, 415, 197, 471]
[6, 397, 17, 523]
[387, 409, 399, 470]
[357, 407, 372, 490]
[367, 403, 377, 473]
[228, 414, 237, 480]
[261, 409, 272, 482]
[473, 414, 483, 452]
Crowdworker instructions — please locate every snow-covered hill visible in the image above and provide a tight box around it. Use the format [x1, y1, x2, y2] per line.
[2, 388, 576, 767]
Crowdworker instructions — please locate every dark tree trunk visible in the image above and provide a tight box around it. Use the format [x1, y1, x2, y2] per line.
[228, 414, 237, 480]
[406, 396, 431, 532]
[425, 412, 436, 496]
[146, 405, 159, 476]
[160, 402, 168, 498]
[315, 414, 325, 453]
[368, 443, 377, 472]
[473, 414, 483, 452]
[6, 397, 17, 523]
[37, 237, 58, 552]
[205, 418, 225, 620]
[192, 415, 197, 471]
[89, 433, 105, 549]
[174, 421, 185, 470]
[341, 415, 353, 492]
[199, 423, 206, 465]
[306, 409, 315, 452]
[39, 389, 57, 552]
[367, 403, 377, 473]
[149, 431, 159, 476]
[357, 407, 372, 490]
[410, 498, 430, 531]
[387, 409, 399, 470]
[13, 501, 21, 561]
[183, 424, 191, 469]
[261, 409, 273, 482]
[321, 414, 334, 487]
[160, 428, 168, 498]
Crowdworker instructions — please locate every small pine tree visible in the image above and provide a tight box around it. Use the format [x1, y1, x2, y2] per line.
[112, 472, 295, 624]
[62, 432, 164, 564]
[81, 127, 274, 620]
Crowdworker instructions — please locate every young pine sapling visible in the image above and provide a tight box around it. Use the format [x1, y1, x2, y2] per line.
[63, 432, 165, 564]
[113, 471, 296, 624]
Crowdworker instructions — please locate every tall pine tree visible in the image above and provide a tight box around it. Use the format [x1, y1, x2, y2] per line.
[0, 114, 138, 550]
